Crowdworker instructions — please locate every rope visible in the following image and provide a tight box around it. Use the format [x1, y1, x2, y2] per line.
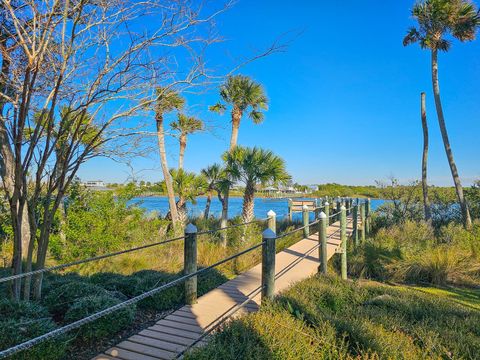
[0, 235, 185, 284]
[0, 218, 270, 284]
[196, 218, 268, 236]
[0, 240, 265, 359]
[275, 219, 320, 240]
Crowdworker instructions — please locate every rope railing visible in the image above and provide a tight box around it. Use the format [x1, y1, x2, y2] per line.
[0, 240, 265, 359]
[0, 235, 186, 284]
[196, 217, 268, 236]
[0, 218, 269, 284]
[0, 198, 372, 359]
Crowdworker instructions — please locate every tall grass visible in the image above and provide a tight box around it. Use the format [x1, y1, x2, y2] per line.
[349, 219, 480, 286]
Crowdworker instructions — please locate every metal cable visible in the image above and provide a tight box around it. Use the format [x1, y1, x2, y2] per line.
[0, 235, 186, 284]
[0, 240, 265, 359]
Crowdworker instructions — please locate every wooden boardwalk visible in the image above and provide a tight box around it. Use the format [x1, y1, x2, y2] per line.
[94, 217, 355, 360]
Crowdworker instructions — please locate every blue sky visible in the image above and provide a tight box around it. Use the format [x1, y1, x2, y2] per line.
[78, 0, 480, 186]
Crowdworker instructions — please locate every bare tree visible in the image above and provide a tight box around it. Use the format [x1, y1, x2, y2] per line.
[0, 0, 240, 300]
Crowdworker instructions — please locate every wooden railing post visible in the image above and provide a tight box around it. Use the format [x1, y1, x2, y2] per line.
[262, 228, 276, 303]
[184, 223, 198, 305]
[324, 201, 330, 225]
[366, 198, 371, 236]
[336, 198, 341, 222]
[288, 198, 293, 222]
[314, 199, 321, 219]
[302, 205, 309, 238]
[353, 201, 359, 247]
[340, 205, 347, 280]
[267, 210, 276, 233]
[318, 211, 328, 274]
[360, 202, 366, 243]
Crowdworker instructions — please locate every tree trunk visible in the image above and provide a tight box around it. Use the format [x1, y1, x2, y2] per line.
[431, 49, 472, 229]
[217, 190, 228, 247]
[242, 181, 255, 223]
[178, 133, 186, 170]
[204, 189, 212, 219]
[0, 120, 31, 261]
[156, 113, 179, 228]
[420, 92, 431, 222]
[229, 107, 242, 152]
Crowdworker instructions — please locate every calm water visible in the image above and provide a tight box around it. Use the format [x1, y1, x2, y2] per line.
[130, 196, 385, 221]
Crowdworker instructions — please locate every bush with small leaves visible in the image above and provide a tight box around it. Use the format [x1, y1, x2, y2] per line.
[0, 300, 68, 360]
[43, 281, 108, 316]
[63, 294, 135, 341]
[89, 272, 140, 298]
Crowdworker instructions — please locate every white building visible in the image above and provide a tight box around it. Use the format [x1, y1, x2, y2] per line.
[83, 180, 105, 188]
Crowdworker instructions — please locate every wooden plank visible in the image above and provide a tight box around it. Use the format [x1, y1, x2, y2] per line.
[106, 347, 160, 360]
[149, 324, 199, 340]
[139, 329, 195, 346]
[129, 334, 187, 354]
[156, 319, 204, 334]
[116, 341, 175, 360]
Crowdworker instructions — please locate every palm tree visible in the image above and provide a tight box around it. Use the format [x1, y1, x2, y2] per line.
[420, 92, 432, 221]
[403, 0, 479, 229]
[201, 163, 223, 218]
[170, 168, 207, 225]
[210, 75, 269, 151]
[210, 75, 269, 229]
[154, 87, 185, 228]
[224, 146, 290, 223]
[170, 113, 204, 170]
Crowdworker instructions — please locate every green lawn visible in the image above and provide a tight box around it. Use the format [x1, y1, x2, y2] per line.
[410, 285, 480, 310]
[185, 275, 480, 360]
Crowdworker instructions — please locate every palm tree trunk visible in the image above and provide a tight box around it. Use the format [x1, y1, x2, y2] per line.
[204, 189, 212, 218]
[420, 92, 431, 222]
[178, 133, 186, 170]
[431, 49, 472, 229]
[242, 181, 255, 223]
[229, 107, 242, 152]
[217, 191, 228, 247]
[156, 113, 179, 227]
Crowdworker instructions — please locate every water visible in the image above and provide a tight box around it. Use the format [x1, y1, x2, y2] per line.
[129, 196, 386, 221]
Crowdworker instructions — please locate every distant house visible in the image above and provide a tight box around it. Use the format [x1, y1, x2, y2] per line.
[83, 180, 106, 188]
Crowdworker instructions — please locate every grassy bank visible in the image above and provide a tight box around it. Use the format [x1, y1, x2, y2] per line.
[185, 275, 480, 359]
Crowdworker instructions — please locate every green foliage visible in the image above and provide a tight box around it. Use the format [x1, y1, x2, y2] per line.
[49, 183, 167, 262]
[403, 0, 480, 51]
[210, 75, 268, 122]
[170, 113, 204, 135]
[187, 275, 480, 359]
[43, 281, 109, 316]
[224, 146, 291, 186]
[63, 294, 135, 341]
[0, 300, 68, 360]
[349, 220, 480, 286]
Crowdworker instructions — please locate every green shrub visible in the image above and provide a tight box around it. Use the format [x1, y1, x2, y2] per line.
[188, 275, 480, 359]
[185, 307, 346, 360]
[89, 272, 140, 298]
[132, 270, 184, 311]
[43, 281, 108, 316]
[0, 300, 68, 360]
[0, 298, 49, 320]
[63, 294, 135, 341]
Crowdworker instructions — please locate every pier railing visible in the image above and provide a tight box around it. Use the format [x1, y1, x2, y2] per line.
[0, 197, 373, 359]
